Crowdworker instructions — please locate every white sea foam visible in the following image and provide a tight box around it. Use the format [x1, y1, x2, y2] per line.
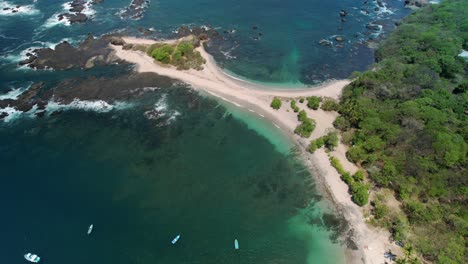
[43, 14, 71, 28]
[144, 94, 181, 124]
[46, 99, 133, 113]
[0, 106, 24, 122]
[0, 1, 39, 16]
[0, 85, 28, 100]
[1, 39, 73, 63]
[0, 98, 133, 123]
[43, 1, 95, 28]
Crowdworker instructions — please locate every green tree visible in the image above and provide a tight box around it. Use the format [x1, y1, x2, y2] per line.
[270, 98, 282, 110]
[307, 96, 321, 110]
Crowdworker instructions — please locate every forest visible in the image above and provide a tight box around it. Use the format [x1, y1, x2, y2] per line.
[337, 0, 467, 263]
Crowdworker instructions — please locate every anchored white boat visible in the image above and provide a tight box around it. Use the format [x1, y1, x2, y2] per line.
[234, 239, 239, 250]
[171, 234, 180, 244]
[87, 224, 94, 235]
[24, 253, 40, 263]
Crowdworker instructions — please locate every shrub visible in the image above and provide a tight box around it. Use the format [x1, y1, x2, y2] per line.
[324, 130, 339, 150]
[351, 182, 369, 206]
[353, 170, 365, 182]
[308, 137, 325, 153]
[333, 116, 350, 130]
[299, 98, 305, 103]
[290, 100, 300, 112]
[176, 41, 194, 56]
[307, 96, 321, 110]
[151, 44, 175, 64]
[294, 119, 316, 138]
[321, 98, 339, 111]
[297, 110, 308, 122]
[330, 156, 346, 175]
[271, 97, 282, 109]
[373, 199, 388, 219]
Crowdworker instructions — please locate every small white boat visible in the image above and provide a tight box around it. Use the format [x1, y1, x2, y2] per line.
[87, 224, 94, 235]
[171, 234, 180, 244]
[234, 239, 239, 250]
[24, 253, 40, 263]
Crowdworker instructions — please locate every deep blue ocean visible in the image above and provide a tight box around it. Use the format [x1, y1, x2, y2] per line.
[0, 0, 409, 263]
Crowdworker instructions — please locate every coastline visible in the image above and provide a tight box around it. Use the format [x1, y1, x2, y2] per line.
[110, 37, 399, 264]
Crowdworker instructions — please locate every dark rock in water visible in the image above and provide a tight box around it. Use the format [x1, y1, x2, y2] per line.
[258, 32, 263, 36]
[172, 26, 222, 41]
[24, 35, 119, 70]
[0, 112, 8, 120]
[252, 25, 258, 30]
[404, 0, 428, 8]
[35, 111, 46, 117]
[120, 0, 150, 20]
[336, 44, 344, 49]
[335, 36, 345, 42]
[12, 10, 18, 13]
[374, 7, 380, 11]
[19, 54, 38, 66]
[0, 82, 45, 113]
[65, 13, 88, 24]
[377, 0, 384, 7]
[339, 10, 348, 17]
[319, 39, 333, 47]
[366, 23, 381, 31]
[50, 110, 63, 116]
[91, 0, 104, 3]
[3, 7, 10, 10]
[341, 18, 346, 22]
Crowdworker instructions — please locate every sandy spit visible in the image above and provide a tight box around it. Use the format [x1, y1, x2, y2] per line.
[110, 37, 400, 264]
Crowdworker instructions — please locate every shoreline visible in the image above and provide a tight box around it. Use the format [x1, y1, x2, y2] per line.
[110, 37, 398, 264]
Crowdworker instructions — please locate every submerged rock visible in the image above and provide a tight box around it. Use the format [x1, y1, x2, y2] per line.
[335, 36, 345, 42]
[319, 39, 333, 47]
[120, 0, 150, 20]
[404, 0, 429, 8]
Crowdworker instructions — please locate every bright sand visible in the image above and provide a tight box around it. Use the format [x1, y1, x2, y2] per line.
[110, 37, 401, 264]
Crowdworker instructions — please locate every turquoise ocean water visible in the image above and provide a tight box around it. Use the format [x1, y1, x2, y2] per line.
[0, 0, 409, 263]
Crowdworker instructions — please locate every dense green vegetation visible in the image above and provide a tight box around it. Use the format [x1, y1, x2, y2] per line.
[338, 1, 467, 262]
[290, 99, 300, 112]
[308, 130, 339, 153]
[320, 98, 340, 111]
[306, 96, 321, 110]
[294, 110, 316, 138]
[146, 39, 206, 70]
[270, 97, 282, 109]
[329, 156, 370, 206]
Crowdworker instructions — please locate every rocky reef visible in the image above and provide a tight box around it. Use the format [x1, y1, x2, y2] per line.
[57, 0, 103, 24]
[120, 0, 150, 20]
[0, 73, 176, 120]
[19, 34, 121, 70]
[404, 0, 429, 8]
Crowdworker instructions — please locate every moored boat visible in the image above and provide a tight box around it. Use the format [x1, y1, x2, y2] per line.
[171, 234, 180, 244]
[234, 239, 239, 250]
[87, 224, 94, 235]
[24, 253, 40, 263]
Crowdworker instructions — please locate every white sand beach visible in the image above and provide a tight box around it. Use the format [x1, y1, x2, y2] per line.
[110, 37, 400, 264]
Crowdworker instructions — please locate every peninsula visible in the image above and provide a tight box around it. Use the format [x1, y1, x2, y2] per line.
[110, 36, 397, 264]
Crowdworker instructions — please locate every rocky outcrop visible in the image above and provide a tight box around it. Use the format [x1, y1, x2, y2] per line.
[404, 0, 429, 8]
[172, 26, 222, 41]
[57, 0, 103, 24]
[120, 0, 150, 20]
[18, 34, 120, 70]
